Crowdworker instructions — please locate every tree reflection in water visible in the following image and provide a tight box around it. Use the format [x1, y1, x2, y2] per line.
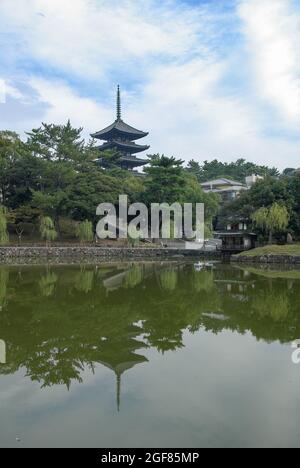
[0, 262, 299, 407]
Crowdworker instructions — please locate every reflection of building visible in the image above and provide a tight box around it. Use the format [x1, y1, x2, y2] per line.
[0, 339, 6, 364]
[91, 86, 150, 171]
[103, 271, 128, 292]
[99, 335, 148, 411]
[214, 266, 257, 299]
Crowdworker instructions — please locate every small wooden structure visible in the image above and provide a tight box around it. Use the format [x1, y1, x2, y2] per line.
[216, 231, 257, 253]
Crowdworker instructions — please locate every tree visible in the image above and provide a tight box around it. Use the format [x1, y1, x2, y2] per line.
[26, 121, 86, 164]
[183, 172, 219, 239]
[8, 205, 41, 244]
[0, 131, 40, 208]
[187, 158, 279, 183]
[222, 177, 293, 222]
[93, 149, 122, 169]
[0, 206, 9, 245]
[75, 220, 94, 244]
[65, 167, 121, 221]
[142, 156, 220, 240]
[286, 173, 300, 236]
[39, 216, 57, 246]
[252, 203, 289, 244]
[143, 154, 186, 205]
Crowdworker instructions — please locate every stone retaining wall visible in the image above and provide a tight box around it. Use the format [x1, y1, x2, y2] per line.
[0, 246, 221, 263]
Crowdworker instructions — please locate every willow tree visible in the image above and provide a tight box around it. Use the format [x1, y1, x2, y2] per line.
[39, 216, 57, 246]
[75, 220, 94, 244]
[0, 206, 9, 245]
[39, 272, 58, 297]
[252, 203, 289, 244]
[159, 269, 178, 292]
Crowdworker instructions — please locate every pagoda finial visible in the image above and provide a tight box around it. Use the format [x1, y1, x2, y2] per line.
[116, 85, 121, 120]
[116, 372, 121, 412]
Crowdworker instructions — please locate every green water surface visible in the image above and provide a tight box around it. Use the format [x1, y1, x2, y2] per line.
[0, 261, 300, 448]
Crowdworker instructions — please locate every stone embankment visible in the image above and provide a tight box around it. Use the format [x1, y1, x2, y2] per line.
[0, 246, 221, 264]
[231, 254, 300, 264]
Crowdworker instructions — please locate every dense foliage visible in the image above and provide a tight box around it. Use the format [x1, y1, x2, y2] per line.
[187, 158, 279, 183]
[0, 124, 219, 242]
[221, 175, 300, 241]
[0, 122, 298, 243]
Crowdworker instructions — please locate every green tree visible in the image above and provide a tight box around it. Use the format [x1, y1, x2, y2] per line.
[75, 220, 94, 244]
[27, 122, 92, 234]
[39, 216, 57, 246]
[93, 149, 122, 169]
[26, 121, 86, 164]
[66, 167, 121, 221]
[0, 206, 9, 245]
[252, 203, 289, 244]
[187, 158, 279, 183]
[143, 154, 186, 205]
[286, 173, 300, 236]
[222, 177, 294, 226]
[8, 205, 41, 244]
[0, 131, 42, 209]
[183, 172, 219, 239]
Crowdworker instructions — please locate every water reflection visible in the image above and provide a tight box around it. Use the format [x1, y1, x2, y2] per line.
[0, 262, 299, 407]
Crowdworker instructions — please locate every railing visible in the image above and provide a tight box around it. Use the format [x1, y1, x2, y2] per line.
[217, 246, 251, 252]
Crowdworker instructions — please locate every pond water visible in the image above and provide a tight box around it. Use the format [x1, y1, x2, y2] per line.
[0, 261, 300, 448]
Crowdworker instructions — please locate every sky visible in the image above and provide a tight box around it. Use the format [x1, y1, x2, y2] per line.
[0, 0, 300, 170]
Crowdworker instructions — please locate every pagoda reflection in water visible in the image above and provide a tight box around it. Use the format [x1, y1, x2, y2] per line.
[0, 263, 299, 410]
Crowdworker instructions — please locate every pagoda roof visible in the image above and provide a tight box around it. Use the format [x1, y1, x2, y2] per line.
[97, 140, 150, 155]
[91, 119, 148, 141]
[96, 154, 148, 169]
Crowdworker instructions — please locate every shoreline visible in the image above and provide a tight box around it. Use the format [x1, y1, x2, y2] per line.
[0, 246, 221, 264]
[231, 254, 300, 264]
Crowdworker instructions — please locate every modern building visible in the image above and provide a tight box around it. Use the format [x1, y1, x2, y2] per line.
[245, 174, 264, 187]
[201, 178, 247, 203]
[201, 174, 264, 203]
[91, 86, 150, 171]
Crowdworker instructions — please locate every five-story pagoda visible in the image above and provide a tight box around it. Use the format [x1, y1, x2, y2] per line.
[91, 86, 150, 171]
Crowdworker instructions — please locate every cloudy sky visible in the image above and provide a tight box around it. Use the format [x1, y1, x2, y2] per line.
[0, 0, 300, 170]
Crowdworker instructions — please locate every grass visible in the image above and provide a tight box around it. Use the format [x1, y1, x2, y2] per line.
[234, 265, 300, 280]
[236, 244, 300, 257]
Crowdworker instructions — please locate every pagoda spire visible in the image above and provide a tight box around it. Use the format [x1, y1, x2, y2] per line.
[116, 85, 121, 121]
[91, 85, 150, 169]
[116, 372, 121, 412]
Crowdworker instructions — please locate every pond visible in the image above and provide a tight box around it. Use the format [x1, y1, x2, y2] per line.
[0, 261, 300, 448]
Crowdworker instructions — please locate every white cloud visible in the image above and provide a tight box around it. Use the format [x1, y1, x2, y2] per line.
[239, 0, 300, 124]
[28, 77, 112, 136]
[0, 78, 25, 103]
[0, 0, 209, 80]
[1, 0, 300, 170]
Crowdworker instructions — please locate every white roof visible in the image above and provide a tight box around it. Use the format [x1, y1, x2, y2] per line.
[201, 178, 245, 188]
